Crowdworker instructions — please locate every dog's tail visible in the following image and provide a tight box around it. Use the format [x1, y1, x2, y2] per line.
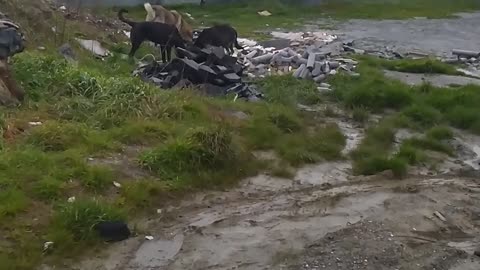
[118, 9, 136, 27]
[234, 30, 243, 50]
[144, 3, 156, 21]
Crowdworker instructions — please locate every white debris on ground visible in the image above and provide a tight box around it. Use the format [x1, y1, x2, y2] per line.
[236, 31, 358, 89]
[75, 38, 109, 57]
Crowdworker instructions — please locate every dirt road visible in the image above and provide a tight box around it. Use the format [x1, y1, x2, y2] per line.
[331, 13, 480, 57]
[73, 14, 480, 270]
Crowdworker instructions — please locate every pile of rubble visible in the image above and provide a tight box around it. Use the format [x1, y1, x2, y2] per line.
[237, 32, 360, 86]
[134, 46, 263, 101]
[135, 31, 363, 96]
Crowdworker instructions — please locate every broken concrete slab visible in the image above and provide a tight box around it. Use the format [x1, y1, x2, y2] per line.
[258, 39, 291, 50]
[384, 70, 480, 88]
[75, 38, 109, 57]
[252, 53, 274, 64]
[452, 49, 480, 58]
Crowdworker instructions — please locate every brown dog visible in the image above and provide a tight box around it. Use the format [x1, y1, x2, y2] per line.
[144, 3, 193, 43]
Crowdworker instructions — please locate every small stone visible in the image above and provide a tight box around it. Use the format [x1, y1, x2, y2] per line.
[145, 235, 154, 241]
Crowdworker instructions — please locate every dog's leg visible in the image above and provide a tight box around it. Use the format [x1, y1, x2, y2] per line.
[160, 45, 167, 63]
[167, 46, 173, 62]
[129, 41, 142, 57]
[129, 30, 144, 57]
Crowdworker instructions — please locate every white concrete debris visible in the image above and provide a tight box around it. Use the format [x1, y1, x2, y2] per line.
[270, 31, 338, 44]
[236, 31, 357, 86]
[75, 38, 109, 57]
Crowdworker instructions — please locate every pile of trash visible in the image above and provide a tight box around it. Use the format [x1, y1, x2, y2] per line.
[134, 46, 263, 101]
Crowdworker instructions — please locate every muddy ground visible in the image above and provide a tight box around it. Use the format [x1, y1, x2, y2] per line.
[70, 14, 480, 270]
[331, 13, 480, 57]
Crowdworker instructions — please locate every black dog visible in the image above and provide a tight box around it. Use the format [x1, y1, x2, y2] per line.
[194, 24, 242, 55]
[118, 9, 185, 62]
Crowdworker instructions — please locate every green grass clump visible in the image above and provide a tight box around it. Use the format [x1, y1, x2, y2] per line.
[277, 124, 345, 166]
[353, 156, 408, 178]
[0, 189, 29, 220]
[351, 120, 407, 177]
[52, 199, 125, 241]
[359, 56, 461, 75]
[258, 75, 321, 106]
[402, 137, 453, 156]
[395, 144, 425, 165]
[331, 67, 413, 112]
[401, 104, 442, 128]
[33, 177, 65, 201]
[26, 121, 115, 152]
[120, 180, 165, 209]
[426, 126, 454, 140]
[352, 107, 370, 124]
[139, 126, 238, 179]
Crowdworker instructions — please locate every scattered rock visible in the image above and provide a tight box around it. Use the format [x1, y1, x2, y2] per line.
[94, 221, 131, 242]
[58, 43, 76, 61]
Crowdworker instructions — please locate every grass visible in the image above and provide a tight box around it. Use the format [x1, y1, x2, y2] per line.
[358, 55, 462, 75]
[333, 57, 474, 177]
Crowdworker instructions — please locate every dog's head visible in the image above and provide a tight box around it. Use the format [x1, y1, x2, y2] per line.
[180, 22, 193, 43]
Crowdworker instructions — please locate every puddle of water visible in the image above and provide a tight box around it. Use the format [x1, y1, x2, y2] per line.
[448, 240, 479, 255]
[131, 234, 184, 268]
[295, 162, 351, 186]
[336, 121, 364, 155]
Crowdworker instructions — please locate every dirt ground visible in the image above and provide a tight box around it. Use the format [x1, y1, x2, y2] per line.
[330, 12, 480, 57]
[66, 14, 480, 270]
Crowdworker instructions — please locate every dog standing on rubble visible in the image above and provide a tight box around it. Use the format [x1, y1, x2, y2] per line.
[144, 3, 193, 43]
[194, 24, 243, 55]
[118, 9, 185, 62]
